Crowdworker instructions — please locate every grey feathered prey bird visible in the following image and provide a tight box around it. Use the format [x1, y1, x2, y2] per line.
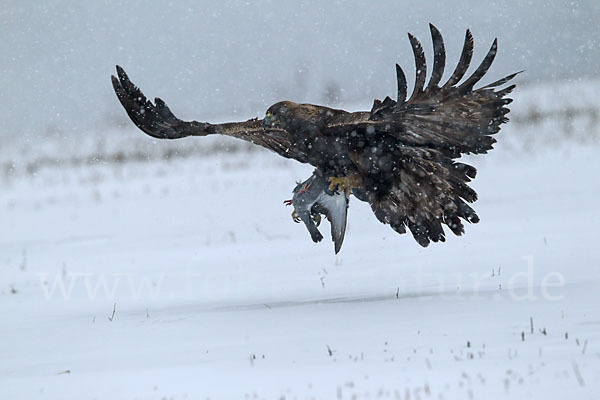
[112, 24, 518, 252]
[285, 170, 348, 254]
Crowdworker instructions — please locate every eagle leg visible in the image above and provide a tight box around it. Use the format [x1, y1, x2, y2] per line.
[328, 175, 363, 197]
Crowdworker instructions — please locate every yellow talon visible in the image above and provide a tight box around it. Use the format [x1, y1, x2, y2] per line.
[328, 176, 352, 197]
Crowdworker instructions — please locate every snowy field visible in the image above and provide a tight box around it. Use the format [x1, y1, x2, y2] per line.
[1, 80, 600, 399]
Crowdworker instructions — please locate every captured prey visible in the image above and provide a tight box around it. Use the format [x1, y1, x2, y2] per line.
[285, 170, 349, 254]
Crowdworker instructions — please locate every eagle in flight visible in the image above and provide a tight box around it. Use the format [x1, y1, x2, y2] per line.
[112, 24, 518, 253]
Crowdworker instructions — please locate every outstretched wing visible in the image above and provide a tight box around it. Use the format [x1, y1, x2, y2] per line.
[326, 24, 518, 247]
[111, 66, 309, 162]
[370, 24, 519, 157]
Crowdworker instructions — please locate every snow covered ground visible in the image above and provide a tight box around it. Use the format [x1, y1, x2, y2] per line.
[1, 80, 600, 399]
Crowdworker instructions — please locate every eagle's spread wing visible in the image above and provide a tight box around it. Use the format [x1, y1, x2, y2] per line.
[111, 66, 309, 162]
[322, 24, 518, 246]
[377, 26, 518, 157]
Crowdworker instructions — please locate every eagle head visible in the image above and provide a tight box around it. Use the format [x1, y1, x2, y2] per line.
[263, 101, 296, 130]
[263, 101, 333, 132]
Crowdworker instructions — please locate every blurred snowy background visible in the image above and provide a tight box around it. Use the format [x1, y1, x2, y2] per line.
[2, 1, 600, 399]
[1, 0, 599, 141]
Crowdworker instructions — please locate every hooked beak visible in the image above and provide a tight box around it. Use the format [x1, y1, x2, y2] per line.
[262, 113, 272, 130]
[262, 117, 270, 130]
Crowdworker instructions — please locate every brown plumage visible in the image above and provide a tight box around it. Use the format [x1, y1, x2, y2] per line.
[111, 24, 518, 248]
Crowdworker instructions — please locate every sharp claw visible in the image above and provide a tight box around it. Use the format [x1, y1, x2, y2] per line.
[327, 176, 339, 193]
[328, 176, 352, 196]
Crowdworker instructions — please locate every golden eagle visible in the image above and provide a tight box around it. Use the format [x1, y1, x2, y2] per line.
[112, 24, 517, 250]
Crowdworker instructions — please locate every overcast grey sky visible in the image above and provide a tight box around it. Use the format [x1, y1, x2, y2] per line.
[1, 0, 598, 138]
